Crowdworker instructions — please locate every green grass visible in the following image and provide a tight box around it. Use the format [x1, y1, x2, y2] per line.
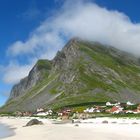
[48, 92, 113, 110]
[36, 59, 52, 70]
[78, 42, 140, 91]
[49, 82, 62, 94]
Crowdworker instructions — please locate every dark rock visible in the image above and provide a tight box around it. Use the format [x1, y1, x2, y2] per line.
[132, 122, 138, 125]
[102, 120, 108, 124]
[74, 124, 79, 127]
[72, 120, 81, 123]
[25, 119, 43, 127]
[111, 121, 117, 124]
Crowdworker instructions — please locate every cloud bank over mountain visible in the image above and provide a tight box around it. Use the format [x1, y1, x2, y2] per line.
[3, 0, 140, 84]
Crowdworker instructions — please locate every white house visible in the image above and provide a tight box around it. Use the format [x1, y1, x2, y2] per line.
[106, 102, 112, 106]
[125, 110, 134, 114]
[106, 102, 120, 106]
[84, 107, 95, 113]
[83, 107, 101, 113]
[36, 109, 53, 116]
[37, 108, 44, 113]
[115, 102, 120, 106]
[126, 101, 134, 106]
[48, 109, 53, 115]
[36, 112, 47, 116]
[96, 110, 101, 113]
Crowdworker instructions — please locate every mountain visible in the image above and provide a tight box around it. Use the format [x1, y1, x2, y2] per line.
[1, 38, 140, 112]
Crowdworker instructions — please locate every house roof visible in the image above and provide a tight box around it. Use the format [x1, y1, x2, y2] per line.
[110, 106, 120, 112]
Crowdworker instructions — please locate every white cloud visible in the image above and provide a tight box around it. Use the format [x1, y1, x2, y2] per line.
[2, 62, 33, 84]
[4, 0, 140, 84]
[8, 31, 65, 60]
[8, 1, 140, 57]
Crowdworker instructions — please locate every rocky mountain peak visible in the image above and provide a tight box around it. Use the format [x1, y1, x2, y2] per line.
[2, 39, 140, 112]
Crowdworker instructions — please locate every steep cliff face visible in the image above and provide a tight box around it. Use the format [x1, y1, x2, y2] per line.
[1, 38, 140, 112]
[8, 59, 52, 100]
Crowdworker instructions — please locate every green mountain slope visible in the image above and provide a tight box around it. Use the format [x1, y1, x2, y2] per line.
[1, 38, 140, 112]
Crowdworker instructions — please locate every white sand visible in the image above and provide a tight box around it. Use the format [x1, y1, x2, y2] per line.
[1, 117, 140, 140]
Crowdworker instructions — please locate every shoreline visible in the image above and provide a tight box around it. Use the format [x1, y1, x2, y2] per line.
[1, 117, 140, 140]
[0, 122, 15, 139]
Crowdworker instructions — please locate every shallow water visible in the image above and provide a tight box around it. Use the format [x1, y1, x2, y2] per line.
[0, 123, 14, 139]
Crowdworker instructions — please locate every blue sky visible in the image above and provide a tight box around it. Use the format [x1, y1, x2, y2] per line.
[0, 0, 140, 106]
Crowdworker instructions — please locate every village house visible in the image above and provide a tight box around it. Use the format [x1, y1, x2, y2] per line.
[36, 112, 47, 116]
[123, 110, 139, 114]
[84, 107, 95, 113]
[14, 111, 33, 117]
[136, 104, 140, 113]
[106, 105, 123, 114]
[58, 108, 71, 117]
[83, 106, 102, 113]
[58, 108, 72, 120]
[106, 102, 120, 106]
[14, 111, 23, 117]
[124, 104, 140, 114]
[37, 108, 44, 113]
[36, 108, 46, 116]
[125, 110, 135, 114]
[36, 108, 53, 116]
[22, 111, 32, 116]
[126, 101, 134, 106]
[133, 109, 139, 114]
[48, 109, 53, 115]
[96, 106, 103, 112]
[106, 102, 113, 106]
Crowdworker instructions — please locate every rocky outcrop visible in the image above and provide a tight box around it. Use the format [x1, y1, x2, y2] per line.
[8, 60, 52, 100]
[25, 119, 43, 126]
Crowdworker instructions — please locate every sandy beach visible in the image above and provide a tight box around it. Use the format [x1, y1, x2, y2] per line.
[1, 117, 140, 140]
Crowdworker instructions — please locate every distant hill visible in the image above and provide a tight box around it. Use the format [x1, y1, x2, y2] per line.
[1, 38, 140, 112]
